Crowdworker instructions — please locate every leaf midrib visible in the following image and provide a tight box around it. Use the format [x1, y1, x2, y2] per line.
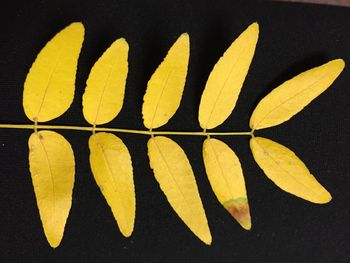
[149, 69, 174, 128]
[207, 139, 235, 198]
[37, 134, 56, 225]
[202, 43, 248, 129]
[93, 135, 129, 220]
[152, 138, 193, 214]
[93, 60, 119, 125]
[35, 47, 63, 120]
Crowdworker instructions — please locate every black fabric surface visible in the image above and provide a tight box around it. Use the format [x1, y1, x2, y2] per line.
[0, 0, 349, 262]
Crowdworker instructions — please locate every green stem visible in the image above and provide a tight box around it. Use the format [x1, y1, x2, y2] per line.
[0, 123, 253, 137]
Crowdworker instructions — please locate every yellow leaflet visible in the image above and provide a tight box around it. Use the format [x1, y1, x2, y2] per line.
[250, 137, 331, 204]
[147, 136, 211, 244]
[83, 38, 129, 125]
[142, 33, 189, 129]
[250, 59, 345, 130]
[203, 138, 251, 230]
[23, 22, 84, 122]
[28, 130, 75, 248]
[198, 23, 259, 130]
[89, 132, 135, 237]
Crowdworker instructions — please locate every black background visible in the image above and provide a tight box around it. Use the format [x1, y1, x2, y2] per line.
[0, 0, 349, 262]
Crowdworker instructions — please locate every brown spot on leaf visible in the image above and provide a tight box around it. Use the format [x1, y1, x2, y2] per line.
[226, 200, 251, 230]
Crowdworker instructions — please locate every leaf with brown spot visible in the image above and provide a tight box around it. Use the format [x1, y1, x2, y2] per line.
[203, 138, 251, 230]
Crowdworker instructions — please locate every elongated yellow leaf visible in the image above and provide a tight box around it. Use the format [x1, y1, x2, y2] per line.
[142, 33, 189, 129]
[147, 136, 211, 244]
[23, 22, 84, 122]
[198, 23, 259, 130]
[28, 130, 75, 248]
[250, 137, 331, 204]
[83, 38, 129, 125]
[250, 59, 345, 130]
[203, 138, 251, 230]
[89, 132, 135, 237]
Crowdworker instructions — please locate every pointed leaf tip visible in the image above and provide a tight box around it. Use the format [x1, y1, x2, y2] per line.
[180, 32, 189, 38]
[69, 22, 85, 32]
[249, 22, 259, 32]
[181, 33, 190, 45]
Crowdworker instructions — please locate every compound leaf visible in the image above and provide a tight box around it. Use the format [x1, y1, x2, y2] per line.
[147, 136, 211, 244]
[23, 22, 84, 122]
[142, 33, 190, 129]
[83, 38, 129, 125]
[250, 59, 345, 130]
[28, 130, 75, 248]
[89, 132, 135, 237]
[198, 23, 259, 130]
[203, 138, 251, 230]
[250, 137, 331, 204]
